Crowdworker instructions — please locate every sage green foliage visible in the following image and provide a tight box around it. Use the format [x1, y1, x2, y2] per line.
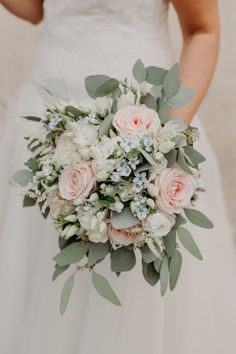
[160, 256, 169, 296]
[178, 227, 203, 260]
[87, 242, 110, 266]
[60, 273, 75, 315]
[52, 264, 69, 281]
[169, 250, 182, 290]
[53, 242, 89, 267]
[92, 271, 121, 306]
[184, 208, 214, 229]
[142, 260, 160, 286]
[111, 248, 136, 272]
[163, 230, 177, 258]
[141, 244, 157, 263]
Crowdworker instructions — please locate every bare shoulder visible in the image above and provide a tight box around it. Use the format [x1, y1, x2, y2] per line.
[0, 0, 44, 24]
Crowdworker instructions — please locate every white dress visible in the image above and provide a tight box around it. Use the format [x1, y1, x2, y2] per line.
[0, 1, 236, 353]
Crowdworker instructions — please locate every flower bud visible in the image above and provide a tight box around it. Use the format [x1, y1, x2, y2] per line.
[64, 214, 78, 222]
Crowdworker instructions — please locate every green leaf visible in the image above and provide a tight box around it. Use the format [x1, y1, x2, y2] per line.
[169, 250, 182, 290]
[165, 149, 177, 168]
[111, 248, 136, 272]
[52, 264, 69, 281]
[92, 271, 121, 306]
[53, 242, 89, 266]
[60, 273, 75, 315]
[141, 244, 157, 263]
[178, 227, 203, 260]
[184, 208, 214, 229]
[111, 208, 139, 229]
[99, 114, 114, 138]
[140, 93, 157, 110]
[183, 145, 206, 167]
[163, 230, 176, 258]
[135, 162, 152, 173]
[85, 75, 110, 98]
[172, 214, 187, 229]
[25, 159, 39, 171]
[177, 150, 193, 175]
[23, 195, 36, 207]
[153, 258, 162, 272]
[142, 260, 160, 286]
[22, 115, 41, 122]
[95, 78, 119, 97]
[132, 59, 146, 83]
[160, 256, 169, 296]
[65, 105, 84, 117]
[168, 87, 195, 108]
[157, 98, 170, 123]
[10, 169, 33, 187]
[87, 241, 110, 266]
[140, 149, 157, 166]
[146, 66, 167, 86]
[163, 63, 180, 99]
[150, 85, 162, 100]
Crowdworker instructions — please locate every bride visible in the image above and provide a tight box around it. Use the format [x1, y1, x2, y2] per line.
[1, 1, 236, 353]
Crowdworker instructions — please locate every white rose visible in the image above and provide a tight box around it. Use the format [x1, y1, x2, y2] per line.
[87, 229, 108, 243]
[158, 140, 175, 154]
[117, 90, 136, 109]
[66, 121, 98, 148]
[53, 133, 81, 166]
[142, 211, 176, 237]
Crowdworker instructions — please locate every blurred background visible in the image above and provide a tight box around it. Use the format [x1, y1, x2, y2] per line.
[0, 1, 235, 228]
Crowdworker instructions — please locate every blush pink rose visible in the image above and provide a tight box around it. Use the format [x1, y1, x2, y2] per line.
[154, 168, 197, 214]
[112, 104, 160, 135]
[108, 223, 141, 246]
[58, 162, 96, 201]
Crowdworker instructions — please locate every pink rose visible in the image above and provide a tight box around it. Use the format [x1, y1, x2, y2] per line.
[154, 168, 197, 214]
[112, 105, 160, 135]
[108, 223, 141, 246]
[58, 162, 96, 201]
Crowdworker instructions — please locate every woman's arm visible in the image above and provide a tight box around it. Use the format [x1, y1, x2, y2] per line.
[0, 0, 44, 24]
[171, 0, 220, 124]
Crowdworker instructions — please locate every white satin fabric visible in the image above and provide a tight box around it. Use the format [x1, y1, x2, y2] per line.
[0, 1, 236, 353]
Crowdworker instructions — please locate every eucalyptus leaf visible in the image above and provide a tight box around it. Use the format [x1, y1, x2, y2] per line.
[142, 260, 160, 286]
[10, 169, 33, 187]
[172, 214, 187, 230]
[65, 105, 84, 117]
[157, 98, 170, 123]
[95, 78, 119, 97]
[140, 93, 157, 110]
[135, 163, 152, 173]
[25, 159, 39, 171]
[146, 66, 167, 86]
[87, 241, 110, 266]
[52, 264, 69, 281]
[169, 250, 182, 290]
[165, 149, 177, 168]
[111, 248, 136, 272]
[163, 63, 180, 99]
[177, 150, 193, 175]
[53, 242, 89, 266]
[23, 195, 36, 207]
[132, 59, 146, 83]
[140, 149, 157, 166]
[153, 258, 162, 273]
[99, 114, 114, 138]
[85, 75, 110, 98]
[160, 256, 169, 296]
[168, 87, 195, 108]
[150, 85, 162, 100]
[92, 271, 121, 306]
[184, 145, 206, 167]
[22, 116, 41, 122]
[178, 227, 203, 260]
[163, 230, 176, 258]
[111, 208, 139, 229]
[60, 273, 75, 315]
[141, 244, 157, 263]
[184, 208, 214, 229]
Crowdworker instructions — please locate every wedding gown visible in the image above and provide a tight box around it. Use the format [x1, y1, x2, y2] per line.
[1, 1, 236, 353]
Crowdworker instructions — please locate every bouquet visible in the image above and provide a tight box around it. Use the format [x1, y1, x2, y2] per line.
[12, 59, 214, 314]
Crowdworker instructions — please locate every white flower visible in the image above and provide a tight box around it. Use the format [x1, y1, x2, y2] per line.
[158, 140, 175, 154]
[94, 97, 112, 115]
[87, 229, 108, 243]
[66, 121, 98, 150]
[142, 212, 176, 237]
[53, 133, 81, 166]
[117, 90, 136, 109]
